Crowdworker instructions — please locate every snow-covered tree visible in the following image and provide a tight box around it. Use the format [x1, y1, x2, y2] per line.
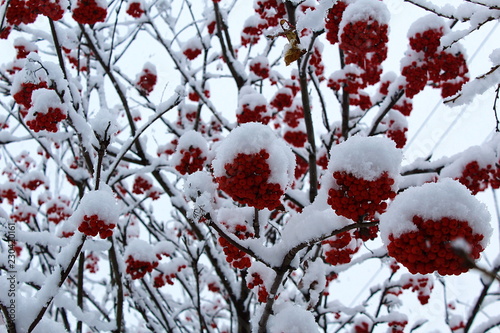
[0, 0, 499, 332]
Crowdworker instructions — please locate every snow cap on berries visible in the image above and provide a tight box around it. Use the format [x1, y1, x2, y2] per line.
[326, 135, 402, 183]
[125, 238, 157, 263]
[25, 88, 68, 133]
[212, 122, 295, 189]
[170, 130, 209, 175]
[380, 178, 492, 247]
[339, 0, 390, 33]
[407, 14, 446, 41]
[67, 186, 120, 237]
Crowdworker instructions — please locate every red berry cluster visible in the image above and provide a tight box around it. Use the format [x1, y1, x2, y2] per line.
[29, 0, 65, 21]
[132, 175, 153, 194]
[283, 130, 307, 148]
[456, 161, 494, 195]
[207, 282, 220, 293]
[393, 98, 413, 117]
[388, 320, 408, 333]
[12, 242, 22, 257]
[387, 216, 485, 275]
[0, 185, 17, 204]
[327, 66, 364, 94]
[183, 48, 202, 60]
[340, 18, 388, 87]
[157, 138, 178, 156]
[354, 320, 371, 333]
[403, 28, 469, 98]
[21, 178, 44, 191]
[10, 205, 35, 223]
[174, 147, 207, 175]
[135, 68, 157, 96]
[317, 153, 329, 170]
[401, 274, 433, 305]
[385, 121, 408, 149]
[26, 107, 67, 133]
[450, 319, 465, 331]
[153, 273, 174, 287]
[153, 264, 187, 288]
[322, 231, 359, 266]
[6, 0, 39, 25]
[61, 47, 89, 72]
[284, 76, 301, 96]
[249, 61, 269, 79]
[14, 43, 37, 59]
[409, 27, 443, 56]
[247, 272, 269, 302]
[308, 44, 325, 80]
[283, 104, 304, 128]
[46, 198, 72, 224]
[327, 171, 396, 221]
[126, 1, 145, 18]
[125, 255, 159, 280]
[216, 149, 284, 210]
[72, 0, 107, 25]
[188, 89, 210, 102]
[207, 21, 216, 35]
[254, 0, 286, 29]
[294, 155, 308, 180]
[325, 1, 348, 44]
[349, 91, 372, 110]
[78, 214, 116, 239]
[270, 88, 293, 111]
[85, 253, 99, 273]
[237, 103, 270, 124]
[353, 225, 379, 242]
[13, 81, 48, 110]
[241, 19, 265, 47]
[218, 237, 252, 269]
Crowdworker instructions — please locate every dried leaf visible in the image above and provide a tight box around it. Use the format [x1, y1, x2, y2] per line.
[280, 19, 306, 66]
[284, 46, 306, 66]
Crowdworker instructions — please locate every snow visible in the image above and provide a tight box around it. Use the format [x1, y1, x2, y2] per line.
[65, 186, 120, 230]
[184, 170, 217, 200]
[279, 205, 350, 257]
[296, 0, 335, 32]
[125, 238, 157, 262]
[339, 0, 390, 33]
[268, 303, 319, 333]
[27, 88, 66, 117]
[217, 206, 255, 231]
[238, 85, 268, 111]
[170, 130, 209, 168]
[440, 144, 496, 179]
[89, 108, 119, 141]
[212, 122, 296, 187]
[407, 14, 446, 38]
[379, 178, 492, 246]
[182, 36, 203, 51]
[490, 48, 500, 65]
[326, 135, 402, 181]
[446, 66, 500, 105]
